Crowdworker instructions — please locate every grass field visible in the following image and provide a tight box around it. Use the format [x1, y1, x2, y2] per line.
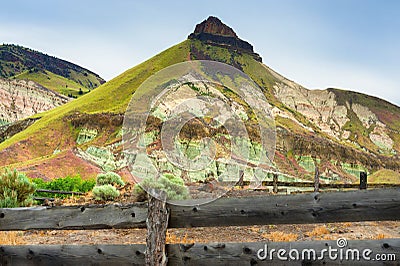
[15, 70, 91, 97]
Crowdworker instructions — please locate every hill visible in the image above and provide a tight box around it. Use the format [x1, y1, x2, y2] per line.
[0, 44, 105, 98]
[0, 16, 398, 183]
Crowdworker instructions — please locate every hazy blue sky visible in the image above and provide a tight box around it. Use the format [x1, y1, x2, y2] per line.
[1, 0, 399, 106]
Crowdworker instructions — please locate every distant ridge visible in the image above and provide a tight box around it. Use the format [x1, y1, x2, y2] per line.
[0, 44, 105, 97]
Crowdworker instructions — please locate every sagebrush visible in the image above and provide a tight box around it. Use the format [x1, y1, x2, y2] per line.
[134, 173, 189, 201]
[92, 184, 120, 201]
[0, 169, 36, 207]
[96, 172, 125, 187]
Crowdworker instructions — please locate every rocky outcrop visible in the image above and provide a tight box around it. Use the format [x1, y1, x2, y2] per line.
[0, 78, 69, 124]
[192, 16, 238, 37]
[273, 83, 349, 139]
[271, 71, 397, 155]
[188, 16, 262, 62]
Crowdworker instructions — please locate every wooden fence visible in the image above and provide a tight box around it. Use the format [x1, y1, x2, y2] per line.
[1, 188, 399, 265]
[240, 171, 400, 193]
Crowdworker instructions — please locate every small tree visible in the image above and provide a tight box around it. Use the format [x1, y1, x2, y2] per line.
[0, 169, 36, 207]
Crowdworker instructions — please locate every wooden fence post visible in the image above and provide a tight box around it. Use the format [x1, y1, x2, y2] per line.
[273, 173, 278, 193]
[237, 170, 244, 188]
[360, 172, 367, 190]
[314, 166, 319, 192]
[146, 189, 169, 266]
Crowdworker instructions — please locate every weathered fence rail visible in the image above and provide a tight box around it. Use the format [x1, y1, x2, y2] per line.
[1, 239, 399, 265]
[33, 189, 85, 202]
[35, 189, 85, 195]
[260, 181, 400, 189]
[32, 197, 55, 202]
[0, 189, 399, 231]
[1, 188, 399, 265]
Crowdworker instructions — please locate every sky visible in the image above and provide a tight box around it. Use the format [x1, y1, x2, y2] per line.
[1, 0, 399, 106]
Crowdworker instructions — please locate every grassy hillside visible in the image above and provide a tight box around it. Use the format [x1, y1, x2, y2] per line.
[15, 70, 91, 97]
[190, 39, 278, 100]
[0, 44, 105, 97]
[0, 40, 191, 157]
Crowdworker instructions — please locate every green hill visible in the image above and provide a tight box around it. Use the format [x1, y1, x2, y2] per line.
[0, 44, 105, 97]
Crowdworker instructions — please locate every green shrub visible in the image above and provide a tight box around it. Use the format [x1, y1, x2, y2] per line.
[31, 175, 95, 199]
[92, 185, 120, 201]
[0, 169, 36, 207]
[134, 173, 189, 201]
[0, 191, 19, 208]
[96, 172, 125, 186]
[79, 178, 97, 192]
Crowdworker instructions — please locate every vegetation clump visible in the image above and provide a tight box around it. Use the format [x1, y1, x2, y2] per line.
[92, 184, 120, 201]
[96, 172, 125, 186]
[91, 172, 124, 201]
[134, 173, 189, 201]
[32, 175, 95, 199]
[0, 169, 36, 207]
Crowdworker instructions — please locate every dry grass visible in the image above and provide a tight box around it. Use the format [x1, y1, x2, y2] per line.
[0, 232, 25, 245]
[166, 231, 192, 244]
[342, 222, 353, 228]
[249, 226, 260, 233]
[306, 226, 330, 238]
[262, 231, 298, 242]
[321, 234, 336, 240]
[376, 233, 386, 239]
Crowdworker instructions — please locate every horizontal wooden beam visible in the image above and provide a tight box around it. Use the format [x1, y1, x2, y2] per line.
[257, 181, 400, 189]
[168, 239, 400, 265]
[0, 189, 399, 230]
[0, 203, 148, 230]
[169, 188, 400, 228]
[1, 239, 398, 265]
[35, 189, 85, 195]
[0, 244, 146, 265]
[33, 197, 55, 202]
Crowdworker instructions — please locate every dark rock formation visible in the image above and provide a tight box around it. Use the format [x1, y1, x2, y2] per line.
[192, 16, 238, 37]
[188, 16, 262, 62]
